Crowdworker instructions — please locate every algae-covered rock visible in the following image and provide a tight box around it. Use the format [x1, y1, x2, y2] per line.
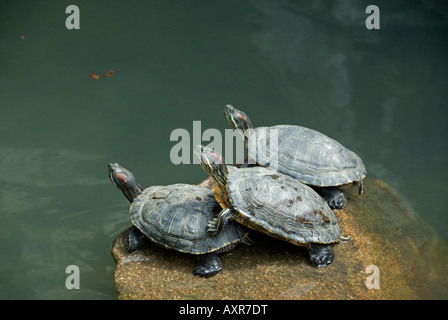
[111, 178, 448, 299]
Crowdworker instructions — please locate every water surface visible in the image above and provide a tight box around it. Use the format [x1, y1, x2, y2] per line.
[0, 0, 447, 299]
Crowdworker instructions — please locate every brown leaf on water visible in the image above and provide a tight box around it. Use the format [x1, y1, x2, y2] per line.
[103, 69, 115, 78]
[89, 73, 100, 80]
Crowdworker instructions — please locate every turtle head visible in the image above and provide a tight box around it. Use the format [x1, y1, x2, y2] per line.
[107, 163, 142, 203]
[224, 105, 253, 138]
[195, 145, 228, 188]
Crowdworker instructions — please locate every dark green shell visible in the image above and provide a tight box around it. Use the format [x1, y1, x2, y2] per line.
[226, 166, 341, 244]
[130, 184, 248, 254]
[247, 125, 366, 187]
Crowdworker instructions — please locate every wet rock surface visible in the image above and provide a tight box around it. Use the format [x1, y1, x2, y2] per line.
[111, 178, 448, 299]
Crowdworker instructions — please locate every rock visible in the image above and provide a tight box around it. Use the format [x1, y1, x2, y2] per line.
[111, 178, 448, 299]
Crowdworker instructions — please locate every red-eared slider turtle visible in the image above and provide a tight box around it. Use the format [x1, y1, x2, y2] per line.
[107, 162, 250, 277]
[224, 104, 367, 209]
[195, 146, 349, 267]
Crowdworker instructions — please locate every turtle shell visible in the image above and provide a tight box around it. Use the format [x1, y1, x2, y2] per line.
[130, 184, 248, 254]
[226, 166, 341, 245]
[247, 125, 366, 187]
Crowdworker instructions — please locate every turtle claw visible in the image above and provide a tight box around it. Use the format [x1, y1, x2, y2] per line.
[206, 218, 218, 229]
[206, 218, 220, 235]
[207, 218, 217, 226]
[208, 207, 236, 236]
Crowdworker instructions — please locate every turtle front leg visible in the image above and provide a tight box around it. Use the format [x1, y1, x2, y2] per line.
[127, 226, 144, 253]
[193, 253, 222, 278]
[206, 207, 236, 236]
[306, 243, 335, 267]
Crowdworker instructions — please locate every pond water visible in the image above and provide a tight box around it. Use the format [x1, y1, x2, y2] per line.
[0, 0, 447, 299]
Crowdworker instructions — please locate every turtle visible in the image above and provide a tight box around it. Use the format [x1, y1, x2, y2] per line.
[223, 104, 367, 209]
[107, 162, 250, 277]
[195, 145, 349, 267]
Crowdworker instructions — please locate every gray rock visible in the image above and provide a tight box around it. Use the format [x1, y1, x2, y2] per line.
[111, 178, 448, 299]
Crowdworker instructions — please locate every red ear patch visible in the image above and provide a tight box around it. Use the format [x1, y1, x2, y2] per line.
[236, 112, 247, 121]
[115, 172, 128, 183]
[211, 152, 223, 164]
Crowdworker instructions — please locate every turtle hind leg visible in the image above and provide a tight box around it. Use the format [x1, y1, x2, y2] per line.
[193, 253, 222, 278]
[127, 226, 144, 253]
[306, 243, 335, 267]
[313, 186, 346, 209]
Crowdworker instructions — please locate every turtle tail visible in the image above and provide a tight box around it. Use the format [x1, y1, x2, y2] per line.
[358, 179, 364, 195]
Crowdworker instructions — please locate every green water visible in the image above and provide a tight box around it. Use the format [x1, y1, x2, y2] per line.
[0, 0, 447, 299]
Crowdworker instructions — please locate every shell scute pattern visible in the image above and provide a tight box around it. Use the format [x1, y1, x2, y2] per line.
[227, 167, 341, 244]
[131, 184, 247, 254]
[247, 125, 366, 186]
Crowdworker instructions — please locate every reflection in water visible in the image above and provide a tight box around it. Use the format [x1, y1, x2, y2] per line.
[0, 147, 106, 187]
[238, 1, 365, 138]
[233, 0, 448, 239]
[0, 147, 118, 299]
